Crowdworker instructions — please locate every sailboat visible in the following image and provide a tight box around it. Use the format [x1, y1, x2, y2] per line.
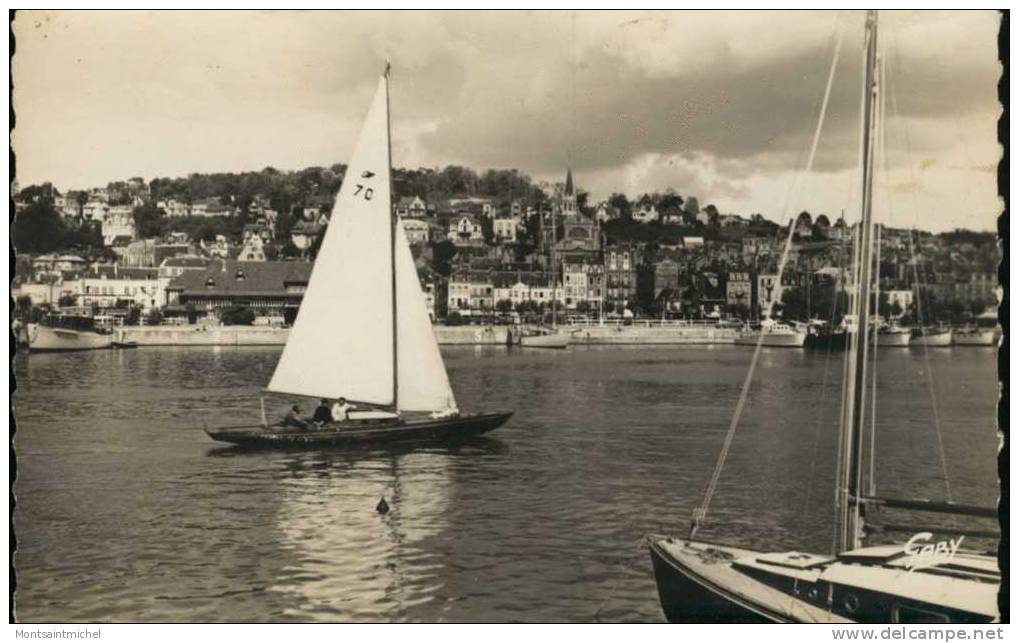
[646, 12, 999, 623]
[206, 67, 512, 447]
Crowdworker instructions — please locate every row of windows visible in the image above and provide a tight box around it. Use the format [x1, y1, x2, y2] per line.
[84, 286, 153, 296]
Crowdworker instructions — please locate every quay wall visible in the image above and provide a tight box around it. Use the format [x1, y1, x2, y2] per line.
[118, 325, 289, 346]
[117, 324, 731, 347]
[564, 325, 739, 345]
[117, 324, 511, 346]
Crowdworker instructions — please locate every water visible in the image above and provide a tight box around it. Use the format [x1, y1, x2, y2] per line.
[12, 345, 999, 622]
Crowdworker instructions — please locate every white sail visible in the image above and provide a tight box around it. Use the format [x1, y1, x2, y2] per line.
[267, 76, 394, 404]
[394, 221, 457, 412]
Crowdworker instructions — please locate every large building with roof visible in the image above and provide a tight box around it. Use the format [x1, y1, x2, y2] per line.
[165, 260, 312, 324]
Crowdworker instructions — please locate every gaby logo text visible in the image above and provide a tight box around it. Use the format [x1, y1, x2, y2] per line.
[903, 532, 964, 572]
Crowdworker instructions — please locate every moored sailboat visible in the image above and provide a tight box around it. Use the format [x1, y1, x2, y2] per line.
[206, 67, 512, 447]
[646, 12, 998, 623]
[953, 327, 996, 346]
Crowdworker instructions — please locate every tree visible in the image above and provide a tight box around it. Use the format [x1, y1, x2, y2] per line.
[432, 240, 458, 277]
[220, 305, 255, 325]
[57, 294, 77, 308]
[133, 203, 167, 239]
[576, 191, 591, 216]
[608, 193, 632, 221]
[124, 305, 142, 326]
[704, 204, 720, 227]
[145, 309, 164, 326]
[17, 183, 56, 204]
[14, 202, 66, 253]
[480, 215, 495, 245]
[495, 299, 514, 314]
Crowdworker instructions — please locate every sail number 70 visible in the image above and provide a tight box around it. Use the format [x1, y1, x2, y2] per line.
[353, 184, 374, 201]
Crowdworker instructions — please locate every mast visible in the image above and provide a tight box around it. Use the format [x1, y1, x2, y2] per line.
[551, 203, 558, 329]
[841, 10, 880, 552]
[385, 62, 398, 408]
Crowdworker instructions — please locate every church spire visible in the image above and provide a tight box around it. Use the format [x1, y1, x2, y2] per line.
[565, 167, 574, 196]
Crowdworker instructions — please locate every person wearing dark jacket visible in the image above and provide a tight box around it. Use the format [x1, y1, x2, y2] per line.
[312, 399, 333, 425]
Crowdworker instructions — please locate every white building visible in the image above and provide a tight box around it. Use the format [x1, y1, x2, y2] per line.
[493, 218, 518, 244]
[13, 281, 76, 306]
[423, 282, 436, 321]
[395, 196, 428, 219]
[74, 268, 169, 313]
[158, 199, 191, 218]
[885, 289, 914, 315]
[82, 200, 108, 222]
[758, 274, 781, 314]
[191, 198, 233, 217]
[594, 202, 617, 222]
[448, 214, 484, 245]
[54, 194, 80, 219]
[632, 197, 658, 224]
[401, 218, 430, 245]
[447, 273, 495, 313]
[492, 280, 564, 308]
[237, 235, 266, 262]
[562, 262, 604, 310]
[102, 207, 137, 246]
[32, 253, 87, 276]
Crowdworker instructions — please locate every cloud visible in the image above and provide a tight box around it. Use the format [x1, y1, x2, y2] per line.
[12, 10, 1001, 232]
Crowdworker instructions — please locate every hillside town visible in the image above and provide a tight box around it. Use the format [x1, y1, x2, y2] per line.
[11, 165, 1000, 331]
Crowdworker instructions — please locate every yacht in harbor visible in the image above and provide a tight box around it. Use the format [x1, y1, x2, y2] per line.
[953, 327, 996, 347]
[733, 318, 806, 348]
[910, 327, 953, 347]
[875, 322, 912, 347]
[27, 314, 114, 353]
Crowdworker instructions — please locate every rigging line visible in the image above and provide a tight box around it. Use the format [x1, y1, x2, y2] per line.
[800, 256, 844, 519]
[868, 49, 889, 499]
[887, 27, 953, 503]
[690, 18, 844, 537]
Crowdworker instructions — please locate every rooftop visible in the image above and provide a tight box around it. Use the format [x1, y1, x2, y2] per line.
[170, 260, 312, 296]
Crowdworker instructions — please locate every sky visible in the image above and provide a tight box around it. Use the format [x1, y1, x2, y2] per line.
[12, 10, 1002, 232]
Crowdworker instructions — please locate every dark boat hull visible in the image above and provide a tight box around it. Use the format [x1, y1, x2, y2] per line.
[205, 411, 512, 448]
[804, 331, 849, 351]
[648, 536, 998, 623]
[648, 538, 776, 623]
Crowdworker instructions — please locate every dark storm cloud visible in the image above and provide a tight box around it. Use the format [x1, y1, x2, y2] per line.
[419, 12, 999, 177]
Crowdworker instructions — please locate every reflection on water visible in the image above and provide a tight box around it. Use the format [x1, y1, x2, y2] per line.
[13, 345, 998, 622]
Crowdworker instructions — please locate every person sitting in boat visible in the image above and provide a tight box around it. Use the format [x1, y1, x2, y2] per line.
[282, 404, 310, 430]
[312, 398, 333, 425]
[332, 398, 354, 422]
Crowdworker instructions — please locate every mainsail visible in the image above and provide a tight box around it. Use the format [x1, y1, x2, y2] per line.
[267, 72, 456, 413]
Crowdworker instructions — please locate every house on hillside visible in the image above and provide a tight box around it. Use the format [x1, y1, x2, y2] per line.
[632, 195, 659, 223]
[448, 213, 484, 246]
[395, 196, 428, 219]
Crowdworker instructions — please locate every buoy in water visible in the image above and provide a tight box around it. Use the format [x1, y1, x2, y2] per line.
[376, 497, 390, 514]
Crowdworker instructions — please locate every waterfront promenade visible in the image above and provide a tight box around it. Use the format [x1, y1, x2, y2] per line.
[114, 322, 741, 347]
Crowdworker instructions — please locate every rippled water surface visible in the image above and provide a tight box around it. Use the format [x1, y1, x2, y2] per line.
[13, 345, 999, 622]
